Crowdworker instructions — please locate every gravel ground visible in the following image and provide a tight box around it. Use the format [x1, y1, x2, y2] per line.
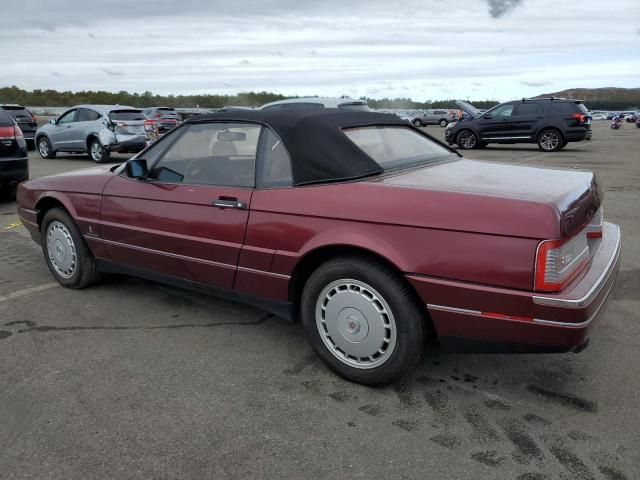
[0, 121, 638, 479]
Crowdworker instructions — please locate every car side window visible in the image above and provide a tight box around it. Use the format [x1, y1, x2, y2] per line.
[489, 104, 514, 118]
[258, 128, 293, 188]
[148, 122, 261, 187]
[57, 110, 77, 124]
[76, 109, 101, 122]
[514, 103, 542, 116]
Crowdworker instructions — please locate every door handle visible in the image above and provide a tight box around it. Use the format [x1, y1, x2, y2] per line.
[213, 197, 247, 210]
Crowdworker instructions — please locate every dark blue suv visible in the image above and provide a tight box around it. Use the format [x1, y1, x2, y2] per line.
[445, 98, 592, 152]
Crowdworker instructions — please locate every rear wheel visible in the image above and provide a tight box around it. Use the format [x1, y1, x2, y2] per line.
[537, 129, 563, 152]
[301, 256, 427, 386]
[439, 119, 448, 127]
[413, 119, 423, 127]
[37, 137, 56, 159]
[89, 138, 110, 163]
[456, 129, 478, 149]
[41, 208, 101, 289]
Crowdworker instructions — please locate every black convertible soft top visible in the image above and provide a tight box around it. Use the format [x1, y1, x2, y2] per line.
[186, 109, 410, 186]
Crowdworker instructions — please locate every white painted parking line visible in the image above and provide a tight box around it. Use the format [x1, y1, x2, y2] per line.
[0, 282, 59, 303]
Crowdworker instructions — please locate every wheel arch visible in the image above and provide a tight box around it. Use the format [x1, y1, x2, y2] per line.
[35, 194, 78, 229]
[288, 244, 437, 341]
[86, 133, 100, 151]
[536, 125, 564, 142]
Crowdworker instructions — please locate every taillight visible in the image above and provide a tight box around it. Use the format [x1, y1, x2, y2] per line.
[0, 125, 22, 140]
[586, 207, 603, 239]
[572, 113, 587, 123]
[534, 232, 590, 292]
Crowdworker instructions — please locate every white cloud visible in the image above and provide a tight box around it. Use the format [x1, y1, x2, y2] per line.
[1, 0, 638, 102]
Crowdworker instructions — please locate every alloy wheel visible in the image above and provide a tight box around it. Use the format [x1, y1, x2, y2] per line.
[315, 278, 397, 369]
[90, 142, 103, 162]
[539, 131, 560, 151]
[38, 139, 49, 157]
[458, 131, 477, 149]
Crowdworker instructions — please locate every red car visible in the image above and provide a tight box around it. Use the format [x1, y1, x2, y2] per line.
[16, 110, 621, 385]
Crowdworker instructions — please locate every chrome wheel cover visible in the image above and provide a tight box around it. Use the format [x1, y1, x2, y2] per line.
[38, 139, 49, 157]
[540, 131, 559, 151]
[315, 279, 397, 369]
[90, 142, 103, 161]
[46, 221, 77, 279]
[459, 131, 476, 149]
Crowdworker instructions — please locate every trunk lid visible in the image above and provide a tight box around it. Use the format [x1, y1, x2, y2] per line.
[377, 159, 602, 239]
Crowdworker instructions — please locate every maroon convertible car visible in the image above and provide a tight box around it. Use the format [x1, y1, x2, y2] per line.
[17, 110, 621, 385]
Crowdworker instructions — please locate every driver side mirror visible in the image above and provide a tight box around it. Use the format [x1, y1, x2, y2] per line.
[49, 119, 56, 125]
[125, 158, 149, 179]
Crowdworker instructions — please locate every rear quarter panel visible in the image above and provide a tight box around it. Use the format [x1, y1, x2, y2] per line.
[248, 186, 539, 291]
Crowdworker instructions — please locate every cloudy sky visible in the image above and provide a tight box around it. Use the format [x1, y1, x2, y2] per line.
[2, 0, 639, 102]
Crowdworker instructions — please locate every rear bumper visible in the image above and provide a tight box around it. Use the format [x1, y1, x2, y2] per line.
[107, 138, 147, 153]
[0, 158, 29, 185]
[408, 222, 621, 353]
[565, 127, 592, 142]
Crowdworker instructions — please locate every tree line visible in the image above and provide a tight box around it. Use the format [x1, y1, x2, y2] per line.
[1, 85, 635, 111]
[1, 85, 499, 110]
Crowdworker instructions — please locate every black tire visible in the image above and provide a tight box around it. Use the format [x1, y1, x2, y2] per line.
[37, 136, 56, 159]
[89, 138, 110, 163]
[413, 119, 423, 128]
[456, 129, 478, 149]
[439, 119, 448, 127]
[301, 256, 427, 386]
[537, 128, 563, 152]
[41, 208, 101, 289]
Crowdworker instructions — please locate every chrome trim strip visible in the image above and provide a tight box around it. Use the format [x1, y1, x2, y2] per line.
[427, 304, 482, 316]
[100, 238, 236, 270]
[532, 224, 621, 308]
[237, 266, 290, 280]
[427, 302, 602, 329]
[480, 136, 530, 140]
[533, 289, 610, 328]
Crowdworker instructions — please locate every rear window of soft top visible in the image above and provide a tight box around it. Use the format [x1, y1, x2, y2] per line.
[343, 126, 452, 170]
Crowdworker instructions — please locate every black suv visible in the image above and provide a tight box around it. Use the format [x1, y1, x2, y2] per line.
[445, 98, 592, 152]
[0, 104, 38, 150]
[0, 108, 29, 200]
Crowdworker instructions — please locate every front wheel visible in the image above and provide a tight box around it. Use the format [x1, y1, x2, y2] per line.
[537, 129, 563, 152]
[41, 208, 101, 289]
[37, 137, 56, 159]
[89, 139, 110, 163]
[301, 256, 427, 386]
[413, 119, 423, 128]
[439, 119, 448, 127]
[456, 129, 478, 149]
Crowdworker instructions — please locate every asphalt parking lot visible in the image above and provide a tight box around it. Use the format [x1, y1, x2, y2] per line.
[1, 121, 638, 479]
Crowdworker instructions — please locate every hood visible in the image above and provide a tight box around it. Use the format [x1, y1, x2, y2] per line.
[455, 100, 481, 118]
[22, 165, 115, 194]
